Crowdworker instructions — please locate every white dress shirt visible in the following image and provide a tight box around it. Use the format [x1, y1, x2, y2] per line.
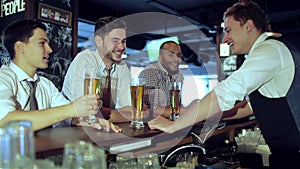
[0, 62, 70, 120]
[214, 33, 295, 111]
[62, 49, 131, 109]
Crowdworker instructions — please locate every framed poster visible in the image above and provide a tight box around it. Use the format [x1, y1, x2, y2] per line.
[38, 2, 72, 27]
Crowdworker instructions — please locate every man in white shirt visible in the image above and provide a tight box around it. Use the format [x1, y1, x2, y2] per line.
[149, 1, 300, 167]
[62, 16, 131, 122]
[0, 19, 121, 132]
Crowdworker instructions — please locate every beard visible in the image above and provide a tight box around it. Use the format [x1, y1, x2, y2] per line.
[104, 50, 122, 64]
[168, 68, 178, 75]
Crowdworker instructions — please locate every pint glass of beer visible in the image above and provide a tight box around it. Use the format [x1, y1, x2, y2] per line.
[169, 81, 182, 120]
[84, 65, 101, 95]
[82, 65, 101, 124]
[130, 77, 146, 129]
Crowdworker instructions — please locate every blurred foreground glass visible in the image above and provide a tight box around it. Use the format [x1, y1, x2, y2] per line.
[116, 152, 137, 169]
[108, 162, 118, 169]
[62, 140, 107, 169]
[176, 161, 195, 169]
[137, 153, 160, 169]
[130, 77, 146, 129]
[4, 120, 35, 168]
[33, 159, 56, 169]
[169, 81, 182, 120]
[81, 65, 101, 124]
[0, 127, 16, 169]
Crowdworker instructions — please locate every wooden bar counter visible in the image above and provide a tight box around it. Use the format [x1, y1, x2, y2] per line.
[35, 117, 257, 158]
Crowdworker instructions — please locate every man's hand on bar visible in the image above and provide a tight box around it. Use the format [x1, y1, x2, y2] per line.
[75, 117, 122, 133]
[148, 116, 174, 133]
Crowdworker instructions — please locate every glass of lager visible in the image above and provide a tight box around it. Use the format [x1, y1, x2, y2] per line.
[169, 81, 182, 121]
[130, 77, 146, 129]
[82, 65, 101, 124]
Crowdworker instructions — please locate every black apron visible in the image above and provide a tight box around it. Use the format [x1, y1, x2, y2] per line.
[248, 37, 300, 168]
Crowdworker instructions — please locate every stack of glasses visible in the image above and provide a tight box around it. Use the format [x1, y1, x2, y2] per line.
[234, 128, 266, 153]
[235, 128, 271, 167]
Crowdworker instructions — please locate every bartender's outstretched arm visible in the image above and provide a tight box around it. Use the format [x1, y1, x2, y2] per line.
[148, 91, 253, 133]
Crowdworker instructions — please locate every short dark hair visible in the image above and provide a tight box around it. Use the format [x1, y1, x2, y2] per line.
[160, 40, 179, 50]
[2, 19, 46, 59]
[223, 0, 268, 32]
[159, 40, 180, 55]
[94, 16, 126, 38]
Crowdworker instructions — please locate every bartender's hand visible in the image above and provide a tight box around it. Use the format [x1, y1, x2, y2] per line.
[75, 118, 122, 133]
[148, 116, 175, 133]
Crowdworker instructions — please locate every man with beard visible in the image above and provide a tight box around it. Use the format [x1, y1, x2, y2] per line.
[139, 41, 184, 118]
[62, 16, 131, 122]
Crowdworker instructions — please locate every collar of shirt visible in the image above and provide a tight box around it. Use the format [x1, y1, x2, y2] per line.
[249, 33, 269, 55]
[157, 61, 168, 75]
[156, 62, 183, 82]
[94, 49, 117, 74]
[9, 62, 39, 82]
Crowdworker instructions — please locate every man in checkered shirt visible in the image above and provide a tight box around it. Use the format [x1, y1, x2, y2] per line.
[139, 40, 184, 118]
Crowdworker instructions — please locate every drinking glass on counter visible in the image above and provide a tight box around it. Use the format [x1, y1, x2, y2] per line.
[62, 140, 107, 169]
[176, 161, 195, 169]
[130, 77, 146, 129]
[108, 162, 118, 169]
[4, 120, 35, 169]
[81, 65, 101, 124]
[116, 152, 137, 169]
[137, 153, 160, 169]
[33, 159, 56, 168]
[169, 81, 182, 121]
[0, 127, 15, 169]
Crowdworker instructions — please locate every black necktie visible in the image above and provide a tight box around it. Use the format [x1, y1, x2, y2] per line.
[102, 68, 111, 108]
[26, 80, 38, 110]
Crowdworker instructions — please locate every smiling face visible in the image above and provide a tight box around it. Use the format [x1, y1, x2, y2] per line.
[95, 28, 126, 67]
[14, 28, 53, 77]
[158, 42, 182, 75]
[223, 15, 251, 55]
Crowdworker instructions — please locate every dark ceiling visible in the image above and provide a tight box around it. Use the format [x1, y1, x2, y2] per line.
[77, 0, 300, 68]
[78, 0, 300, 37]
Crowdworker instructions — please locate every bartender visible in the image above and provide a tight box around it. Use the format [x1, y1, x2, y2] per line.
[148, 0, 300, 168]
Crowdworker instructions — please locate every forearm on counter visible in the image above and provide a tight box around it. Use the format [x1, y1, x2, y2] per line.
[0, 104, 74, 131]
[166, 91, 222, 133]
[222, 100, 253, 120]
